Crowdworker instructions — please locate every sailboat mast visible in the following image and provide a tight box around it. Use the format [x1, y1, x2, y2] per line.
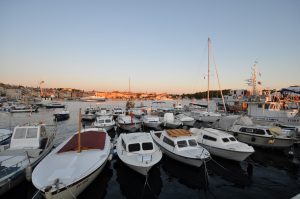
[207, 37, 210, 111]
[77, 108, 82, 153]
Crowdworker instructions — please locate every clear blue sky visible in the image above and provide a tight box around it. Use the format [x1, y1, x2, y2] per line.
[0, 0, 299, 94]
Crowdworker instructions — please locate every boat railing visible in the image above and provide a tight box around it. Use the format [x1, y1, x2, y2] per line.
[0, 133, 11, 142]
[0, 152, 31, 176]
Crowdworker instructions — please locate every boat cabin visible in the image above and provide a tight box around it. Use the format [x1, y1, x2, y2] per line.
[96, 116, 113, 124]
[9, 125, 48, 150]
[120, 133, 155, 154]
[153, 129, 199, 150]
[196, 128, 238, 145]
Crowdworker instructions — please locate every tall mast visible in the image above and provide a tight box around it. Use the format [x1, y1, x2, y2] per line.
[207, 37, 210, 112]
[129, 77, 131, 93]
[252, 61, 258, 96]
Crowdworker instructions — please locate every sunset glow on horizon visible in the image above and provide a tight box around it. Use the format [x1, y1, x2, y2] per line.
[1, 1, 299, 94]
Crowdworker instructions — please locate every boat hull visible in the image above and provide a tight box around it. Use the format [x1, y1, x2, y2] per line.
[117, 123, 141, 133]
[0, 140, 55, 196]
[230, 132, 294, 148]
[153, 140, 204, 167]
[200, 144, 253, 161]
[143, 122, 162, 130]
[42, 160, 107, 199]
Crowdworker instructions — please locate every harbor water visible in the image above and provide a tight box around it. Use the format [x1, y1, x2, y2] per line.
[1, 100, 299, 199]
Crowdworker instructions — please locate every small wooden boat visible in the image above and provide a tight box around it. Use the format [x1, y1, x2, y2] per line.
[32, 128, 111, 199]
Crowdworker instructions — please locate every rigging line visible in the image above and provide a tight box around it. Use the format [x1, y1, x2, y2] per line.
[210, 42, 227, 113]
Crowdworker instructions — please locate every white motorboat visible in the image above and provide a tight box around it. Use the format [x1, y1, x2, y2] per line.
[93, 115, 116, 131]
[175, 113, 196, 127]
[32, 128, 111, 199]
[127, 108, 146, 118]
[214, 115, 296, 149]
[116, 132, 162, 176]
[150, 129, 210, 167]
[45, 102, 65, 109]
[116, 115, 142, 133]
[190, 128, 254, 161]
[0, 124, 56, 195]
[142, 115, 163, 130]
[81, 112, 96, 121]
[0, 129, 12, 145]
[162, 113, 182, 129]
[187, 110, 221, 123]
[112, 107, 125, 118]
[95, 107, 111, 116]
[53, 109, 70, 121]
[80, 96, 106, 102]
[9, 104, 39, 113]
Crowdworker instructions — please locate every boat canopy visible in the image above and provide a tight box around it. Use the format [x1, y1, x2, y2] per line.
[10, 126, 44, 150]
[58, 131, 106, 153]
[166, 129, 192, 137]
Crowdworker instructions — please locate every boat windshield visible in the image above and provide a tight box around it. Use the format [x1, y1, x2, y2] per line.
[105, 119, 111, 123]
[177, 140, 188, 148]
[188, 139, 198, 147]
[229, 137, 236, 141]
[128, 143, 140, 152]
[142, 142, 153, 150]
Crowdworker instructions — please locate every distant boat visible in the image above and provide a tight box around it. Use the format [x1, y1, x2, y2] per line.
[0, 124, 56, 196]
[32, 128, 111, 199]
[9, 104, 39, 113]
[142, 115, 163, 130]
[45, 102, 65, 109]
[53, 109, 70, 121]
[80, 96, 106, 102]
[93, 115, 116, 131]
[116, 115, 142, 133]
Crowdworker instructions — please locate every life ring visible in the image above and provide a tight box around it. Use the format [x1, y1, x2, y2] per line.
[251, 137, 256, 142]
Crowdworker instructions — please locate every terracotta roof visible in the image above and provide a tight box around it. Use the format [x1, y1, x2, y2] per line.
[166, 129, 192, 137]
[58, 131, 106, 153]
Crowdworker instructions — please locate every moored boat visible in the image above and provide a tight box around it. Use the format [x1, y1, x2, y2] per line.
[190, 128, 254, 161]
[116, 114, 142, 133]
[116, 132, 162, 176]
[150, 129, 210, 167]
[32, 128, 111, 199]
[0, 124, 56, 196]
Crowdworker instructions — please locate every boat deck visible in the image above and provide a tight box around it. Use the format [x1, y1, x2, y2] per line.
[58, 131, 106, 153]
[166, 129, 192, 137]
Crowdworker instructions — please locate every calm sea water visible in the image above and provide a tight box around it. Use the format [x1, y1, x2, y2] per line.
[1, 100, 299, 199]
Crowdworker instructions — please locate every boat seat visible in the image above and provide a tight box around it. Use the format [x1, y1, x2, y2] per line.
[166, 129, 192, 137]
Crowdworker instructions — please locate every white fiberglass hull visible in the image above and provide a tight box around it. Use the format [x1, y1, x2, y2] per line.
[143, 122, 162, 130]
[200, 144, 253, 161]
[117, 123, 142, 133]
[42, 160, 107, 199]
[230, 132, 294, 148]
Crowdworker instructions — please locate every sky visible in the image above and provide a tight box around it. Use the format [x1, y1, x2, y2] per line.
[0, 0, 299, 94]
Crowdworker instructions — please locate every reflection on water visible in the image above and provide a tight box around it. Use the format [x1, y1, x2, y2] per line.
[161, 156, 208, 190]
[114, 158, 162, 199]
[78, 163, 113, 199]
